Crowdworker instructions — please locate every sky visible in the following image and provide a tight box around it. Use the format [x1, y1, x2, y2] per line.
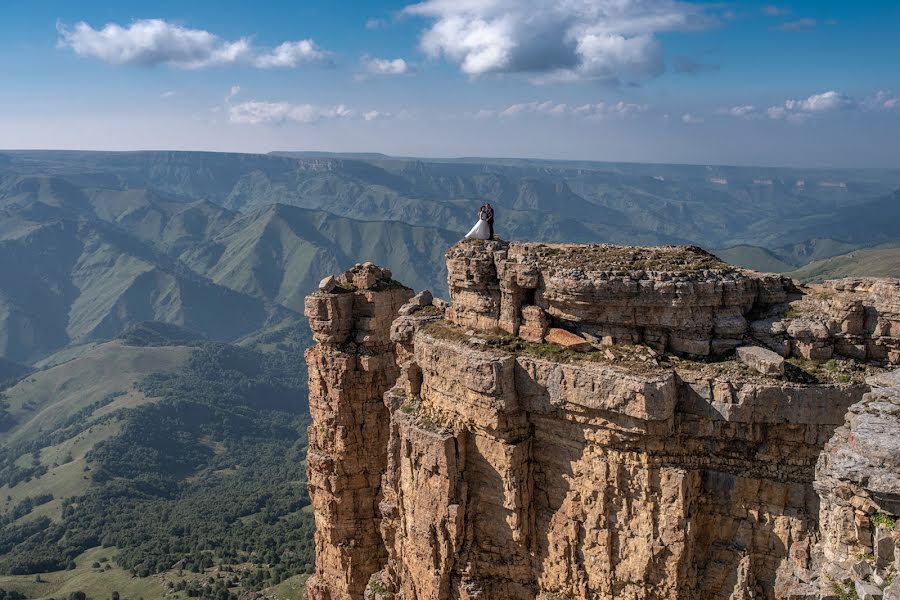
[1, 0, 899, 167]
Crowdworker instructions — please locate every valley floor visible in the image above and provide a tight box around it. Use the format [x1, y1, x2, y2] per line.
[0, 546, 309, 600]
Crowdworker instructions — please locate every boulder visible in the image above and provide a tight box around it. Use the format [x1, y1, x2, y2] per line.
[875, 527, 895, 568]
[545, 328, 593, 352]
[319, 275, 338, 293]
[736, 346, 786, 377]
[855, 580, 883, 600]
[413, 290, 433, 306]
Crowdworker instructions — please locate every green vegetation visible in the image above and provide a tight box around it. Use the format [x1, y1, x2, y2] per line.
[785, 356, 871, 385]
[118, 322, 207, 348]
[871, 512, 896, 529]
[828, 576, 859, 600]
[0, 343, 313, 598]
[0, 547, 164, 599]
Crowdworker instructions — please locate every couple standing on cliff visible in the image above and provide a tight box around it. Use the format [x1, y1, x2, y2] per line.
[465, 203, 495, 240]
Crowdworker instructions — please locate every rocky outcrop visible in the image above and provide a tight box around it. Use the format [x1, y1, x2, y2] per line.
[303, 263, 413, 600]
[446, 241, 795, 357]
[756, 278, 900, 365]
[445, 241, 900, 365]
[305, 242, 900, 600]
[808, 370, 900, 600]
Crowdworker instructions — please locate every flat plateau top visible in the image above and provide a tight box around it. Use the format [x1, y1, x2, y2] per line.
[451, 240, 736, 274]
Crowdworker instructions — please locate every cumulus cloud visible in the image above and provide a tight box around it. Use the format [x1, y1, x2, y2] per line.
[356, 56, 417, 80]
[58, 19, 331, 69]
[402, 0, 711, 82]
[767, 90, 854, 122]
[681, 113, 704, 124]
[485, 99, 648, 120]
[253, 40, 331, 68]
[228, 101, 353, 125]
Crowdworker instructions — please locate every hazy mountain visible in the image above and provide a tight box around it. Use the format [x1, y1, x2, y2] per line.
[6, 150, 900, 250]
[1, 150, 899, 363]
[180, 203, 459, 312]
[713, 245, 796, 273]
[774, 238, 862, 265]
[0, 206, 276, 363]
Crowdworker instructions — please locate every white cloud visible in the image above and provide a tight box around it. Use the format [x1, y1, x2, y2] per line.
[58, 19, 330, 69]
[767, 90, 854, 122]
[253, 40, 331, 68]
[719, 105, 758, 119]
[490, 99, 648, 119]
[228, 101, 354, 125]
[366, 18, 387, 29]
[160, 90, 176, 98]
[402, 0, 711, 82]
[356, 56, 417, 80]
[681, 113, 703, 124]
[226, 85, 241, 101]
[363, 110, 390, 121]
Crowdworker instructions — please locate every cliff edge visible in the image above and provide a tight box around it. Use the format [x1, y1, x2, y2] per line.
[305, 241, 900, 600]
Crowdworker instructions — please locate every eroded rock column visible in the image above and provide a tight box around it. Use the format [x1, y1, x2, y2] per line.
[304, 264, 413, 600]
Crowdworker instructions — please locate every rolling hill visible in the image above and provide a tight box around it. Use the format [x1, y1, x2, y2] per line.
[0, 340, 193, 528]
[787, 245, 900, 282]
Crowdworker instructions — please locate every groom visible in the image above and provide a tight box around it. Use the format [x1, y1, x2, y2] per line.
[479, 203, 495, 239]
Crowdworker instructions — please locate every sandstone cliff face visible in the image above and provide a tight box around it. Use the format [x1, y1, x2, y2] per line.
[811, 370, 900, 600]
[304, 263, 413, 600]
[305, 242, 900, 600]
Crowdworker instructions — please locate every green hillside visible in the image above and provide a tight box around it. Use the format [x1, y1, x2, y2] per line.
[0, 215, 277, 363]
[0, 341, 192, 514]
[0, 341, 314, 599]
[788, 245, 900, 282]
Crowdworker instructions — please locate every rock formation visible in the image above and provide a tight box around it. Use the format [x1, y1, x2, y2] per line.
[304, 263, 413, 599]
[305, 241, 900, 600]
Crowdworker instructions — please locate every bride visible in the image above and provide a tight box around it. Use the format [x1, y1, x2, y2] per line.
[465, 205, 492, 240]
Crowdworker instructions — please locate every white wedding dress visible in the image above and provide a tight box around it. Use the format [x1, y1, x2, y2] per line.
[465, 218, 491, 240]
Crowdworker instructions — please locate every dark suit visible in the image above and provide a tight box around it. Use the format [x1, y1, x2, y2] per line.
[483, 205, 495, 239]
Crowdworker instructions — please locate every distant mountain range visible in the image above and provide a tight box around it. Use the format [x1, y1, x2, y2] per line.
[0, 149, 898, 362]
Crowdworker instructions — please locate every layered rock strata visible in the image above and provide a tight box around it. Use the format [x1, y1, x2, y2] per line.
[446, 241, 900, 365]
[305, 242, 900, 600]
[810, 370, 900, 600]
[304, 263, 413, 600]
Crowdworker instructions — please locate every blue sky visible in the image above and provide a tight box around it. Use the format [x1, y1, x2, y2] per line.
[1, 0, 899, 167]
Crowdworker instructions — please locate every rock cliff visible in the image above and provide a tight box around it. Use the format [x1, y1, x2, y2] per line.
[305, 242, 900, 600]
